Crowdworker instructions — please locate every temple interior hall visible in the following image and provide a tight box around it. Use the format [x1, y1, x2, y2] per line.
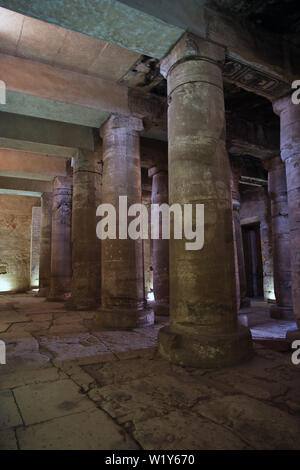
[0, 0, 300, 451]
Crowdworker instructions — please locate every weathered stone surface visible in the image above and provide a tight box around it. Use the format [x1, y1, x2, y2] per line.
[0, 195, 41, 293]
[195, 395, 300, 450]
[69, 141, 102, 310]
[92, 330, 157, 353]
[13, 379, 94, 425]
[265, 156, 293, 320]
[0, 294, 299, 450]
[40, 333, 110, 362]
[240, 186, 274, 302]
[134, 410, 250, 450]
[0, 390, 23, 430]
[230, 161, 250, 309]
[149, 167, 169, 316]
[48, 176, 72, 301]
[274, 96, 300, 330]
[158, 33, 253, 368]
[17, 408, 138, 450]
[0, 366, 64, 391]
[96, 114, 154, 329]
[38, 192, 52, 297]
[0, 429, 18, 450]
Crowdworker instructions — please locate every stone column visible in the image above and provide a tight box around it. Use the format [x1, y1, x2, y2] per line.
[30, 206, 42, 289]
[68, 143, 102, 310]
[149, 166, 169, 315]
[158, 33, 252, 368]
[48, 176, 72, 301]
[142, 195, 153, 299]
[230, 166, 250, 309]
[274, 96, 300, 330]
[265, 156, 293, 319]
[96, 114, 154, 329]
[38, 192, 52, 296]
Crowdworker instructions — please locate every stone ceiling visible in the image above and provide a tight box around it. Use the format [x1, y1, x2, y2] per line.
[211, 0, 300, 42]
[0, 7, 140, 82]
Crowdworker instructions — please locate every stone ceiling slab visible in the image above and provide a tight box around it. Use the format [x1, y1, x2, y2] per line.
[0, 1, 184, 59]
[0, 112, 95, 157]
[0, 188, 41, 197]
[0, 149, 68, 180]
[0, 8, 141, 82]
[0, 175, 52, 194]
[3, 91, 111, 128]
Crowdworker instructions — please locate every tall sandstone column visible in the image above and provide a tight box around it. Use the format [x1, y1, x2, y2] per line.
[265, 156, 293, 319]
[96, 114, 154, 329]
[230, 165, 250, 309]
[158, 34, 253, 368]
[68, 142, 102, 309]
[48, 176, 72, 301]
[149, 166, 169, 316]
[38, 192, 52, 297]
[274, 96, 300, 330]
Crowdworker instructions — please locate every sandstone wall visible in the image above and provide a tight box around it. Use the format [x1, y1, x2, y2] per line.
[0, 195, 41, 293]
[240, 186, 274, 301]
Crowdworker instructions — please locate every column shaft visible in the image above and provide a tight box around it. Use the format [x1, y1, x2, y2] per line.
[265, 156, 293, 319]
[38, 192, 52, 297]
[48, 176, 72, 301]
[158, 34, 252, 368]
[274, 97, 300, 329]
[96, 114, 154, 329]
[149, 167, 169, 316]
[231, 167, 250, 309]
[68, 145, 102, 309]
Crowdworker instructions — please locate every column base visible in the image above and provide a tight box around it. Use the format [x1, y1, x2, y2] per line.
[270, 305, 294, 321]
[94, 306, 154, 330]
[36, 287, 50, 297]
[286, 328, 300, 342]
[153, 302, 169, 317]
[158, 324, 253, 369]
[47, 290, 71, 302]
[240, 297, 251, 308]
[65, 297, 100, 311]
[47, 279, 72, 302]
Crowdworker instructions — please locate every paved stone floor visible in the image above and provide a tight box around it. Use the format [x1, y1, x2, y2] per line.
[0, 294, 299, 450]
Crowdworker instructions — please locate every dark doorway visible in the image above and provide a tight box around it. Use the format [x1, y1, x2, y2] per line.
[242, 223, 264, 298]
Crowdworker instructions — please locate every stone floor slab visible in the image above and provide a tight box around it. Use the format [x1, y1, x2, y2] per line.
[17, 409, 138, 450]
[13, 378, 94, 425]
[0, 390, 23, 430]
[134, 410, 250, 450]
[0, 429, 18, 450]
[195, 395, 300, 450]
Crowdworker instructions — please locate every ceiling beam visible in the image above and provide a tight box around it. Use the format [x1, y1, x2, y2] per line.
[0, 1, 183, 59]
[0, 111, 95, 156]
[0, 149, 68, 180]
[0, 175, 51, 196]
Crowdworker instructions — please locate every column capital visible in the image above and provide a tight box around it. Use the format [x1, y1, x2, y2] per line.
[74, 148, 103, 175]
[273, 94, 292, 116]
[100, 113, 144, 138]
[273, 94, 300, 162]
[53, 176, 73, 191]
[41, 191, 53, 198]
[263, 155, 283, 172]
[160, 33, 225, 78]
[148, 164, 168, 179]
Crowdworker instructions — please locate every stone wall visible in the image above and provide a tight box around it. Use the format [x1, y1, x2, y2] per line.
[240, 186, 275, 301]
[0, 194, 41, 293]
